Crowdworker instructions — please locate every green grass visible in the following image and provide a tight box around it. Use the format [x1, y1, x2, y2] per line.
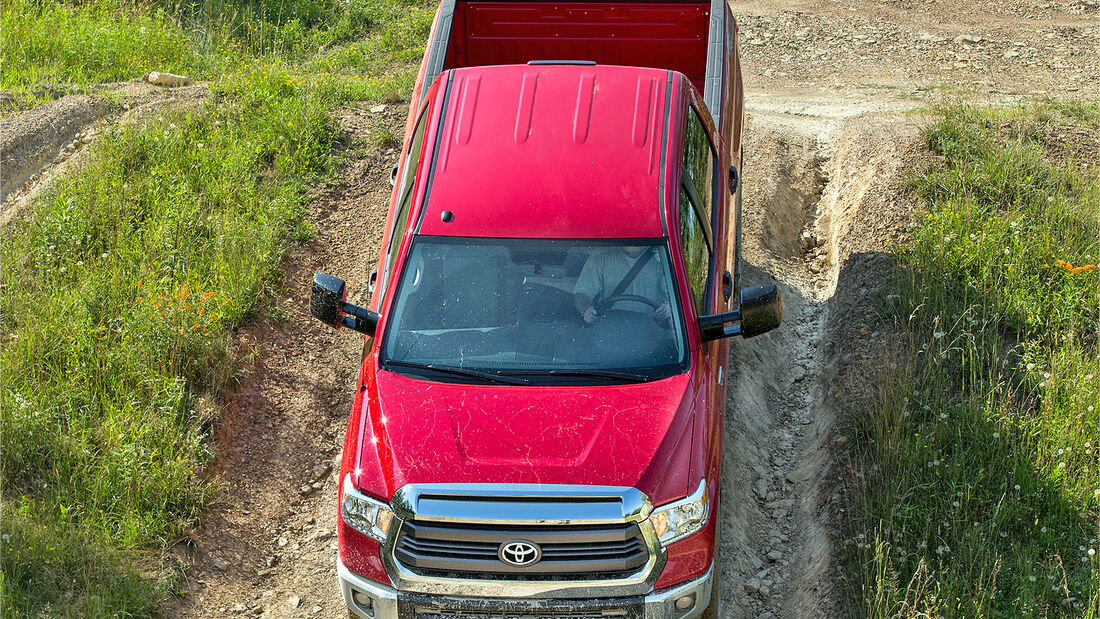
[848, 101, 1100, 617]
[0, 0, 432, 109]
[1, 0, 202, 89]
[0, 0, 431, 615]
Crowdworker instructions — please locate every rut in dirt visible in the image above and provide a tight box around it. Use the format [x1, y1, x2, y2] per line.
[713, 98, 924, 618]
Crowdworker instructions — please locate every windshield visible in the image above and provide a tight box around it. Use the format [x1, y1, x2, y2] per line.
[380, 237, 687, 384]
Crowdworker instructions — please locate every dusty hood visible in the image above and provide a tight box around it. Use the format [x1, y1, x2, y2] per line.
[355, 369, 698, 507]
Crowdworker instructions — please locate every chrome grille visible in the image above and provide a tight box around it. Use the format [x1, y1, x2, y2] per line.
[394, 520, 649, 578]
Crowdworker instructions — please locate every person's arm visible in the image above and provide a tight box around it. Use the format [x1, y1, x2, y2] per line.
[574, 292, 597, 323]
[653, 256, 672, 321]
[573, 256, 602, 323]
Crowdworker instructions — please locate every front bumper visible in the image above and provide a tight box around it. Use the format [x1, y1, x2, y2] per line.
[339, 559, 714, 619]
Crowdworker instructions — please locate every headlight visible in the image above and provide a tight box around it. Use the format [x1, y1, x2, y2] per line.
[341, 473, 394, 542]
[649, 480, 709, 545]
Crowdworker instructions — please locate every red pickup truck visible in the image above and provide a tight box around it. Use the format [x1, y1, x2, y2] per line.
[309, 1, 782, 616]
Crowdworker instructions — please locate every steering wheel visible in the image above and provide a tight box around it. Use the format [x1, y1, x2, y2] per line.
[596, 294, 661, 313]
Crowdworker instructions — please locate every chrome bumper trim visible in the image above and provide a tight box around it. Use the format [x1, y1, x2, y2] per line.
[340, 560, 399, 619]
[340, 559, 714, 619]
[389, 483, 653, 525]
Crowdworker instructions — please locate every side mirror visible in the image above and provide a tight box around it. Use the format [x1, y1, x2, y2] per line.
[698, 284, 782, 341]
[310, 273, 380, 336]
[739, 284, 782, 338]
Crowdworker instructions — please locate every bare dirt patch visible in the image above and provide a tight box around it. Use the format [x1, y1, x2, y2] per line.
[735, 0, 1099, 98]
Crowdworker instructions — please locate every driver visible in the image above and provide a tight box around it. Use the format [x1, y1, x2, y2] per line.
[573, 245, 672, 324]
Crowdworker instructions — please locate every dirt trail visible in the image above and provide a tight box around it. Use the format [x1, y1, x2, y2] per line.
[123, 1, 1093, 617]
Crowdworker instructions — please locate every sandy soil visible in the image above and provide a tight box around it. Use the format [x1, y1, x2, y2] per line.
[2, 0, 1094, 617]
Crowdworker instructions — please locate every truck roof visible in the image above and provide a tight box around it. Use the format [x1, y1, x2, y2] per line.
[417, 64, 672, 240]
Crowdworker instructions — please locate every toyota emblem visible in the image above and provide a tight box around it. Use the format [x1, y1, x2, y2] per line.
[498, 539, 542, 567]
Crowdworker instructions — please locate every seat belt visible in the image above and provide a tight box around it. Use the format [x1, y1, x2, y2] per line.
[605, 247, 656, 301]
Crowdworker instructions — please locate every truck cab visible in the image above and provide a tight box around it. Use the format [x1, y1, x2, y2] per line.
[309, 2, 781, 617]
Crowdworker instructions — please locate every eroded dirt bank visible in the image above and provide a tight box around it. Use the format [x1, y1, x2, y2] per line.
[0, 79, 206, 226]
[717, 97, 929, 618]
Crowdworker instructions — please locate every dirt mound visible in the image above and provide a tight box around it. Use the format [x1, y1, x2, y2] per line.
[0, 94, 105, 202]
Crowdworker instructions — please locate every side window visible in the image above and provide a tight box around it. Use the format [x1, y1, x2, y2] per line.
[381, 107, 431, 294]
[679, 188, 710, 315]
[682, 107, 715, 229]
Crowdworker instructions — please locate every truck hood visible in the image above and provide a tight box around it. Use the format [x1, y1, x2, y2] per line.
[355, 369, 697, 507]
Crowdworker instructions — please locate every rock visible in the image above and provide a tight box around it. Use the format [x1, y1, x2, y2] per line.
[232, 603, 247, 613]
[754, 478, 769, 500]
[743, 578, 761, 593]
[299, 484, 315, 496]
[311, 606, 323, 614]
[310, 463, 332, 481]
[265, 554, 279, 567]
[748, 551, 764, 569]
[288, 596, 301, 609]
[277, 537, 288, 547]
[310, 481, 323, 491]
[370, 104, 387, 113]
[767, 550, 784, 562]
[313, 528, 333, 542]
[953, 34, 983, 45]
[759, 584, 771, 596]
[262, 590, 275, 599]
[147, 72, 192, 87]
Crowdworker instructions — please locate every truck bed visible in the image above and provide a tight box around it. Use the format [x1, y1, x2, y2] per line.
[416, 0, 733, 127]
[446, 2, 710, 93]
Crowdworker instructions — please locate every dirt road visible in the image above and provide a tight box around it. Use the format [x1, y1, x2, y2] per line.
[4, 0, 1088, 617]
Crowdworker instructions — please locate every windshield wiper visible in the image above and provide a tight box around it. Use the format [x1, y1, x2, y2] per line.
[382, 360, 526, 385]
[496, 369, 652, 383]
